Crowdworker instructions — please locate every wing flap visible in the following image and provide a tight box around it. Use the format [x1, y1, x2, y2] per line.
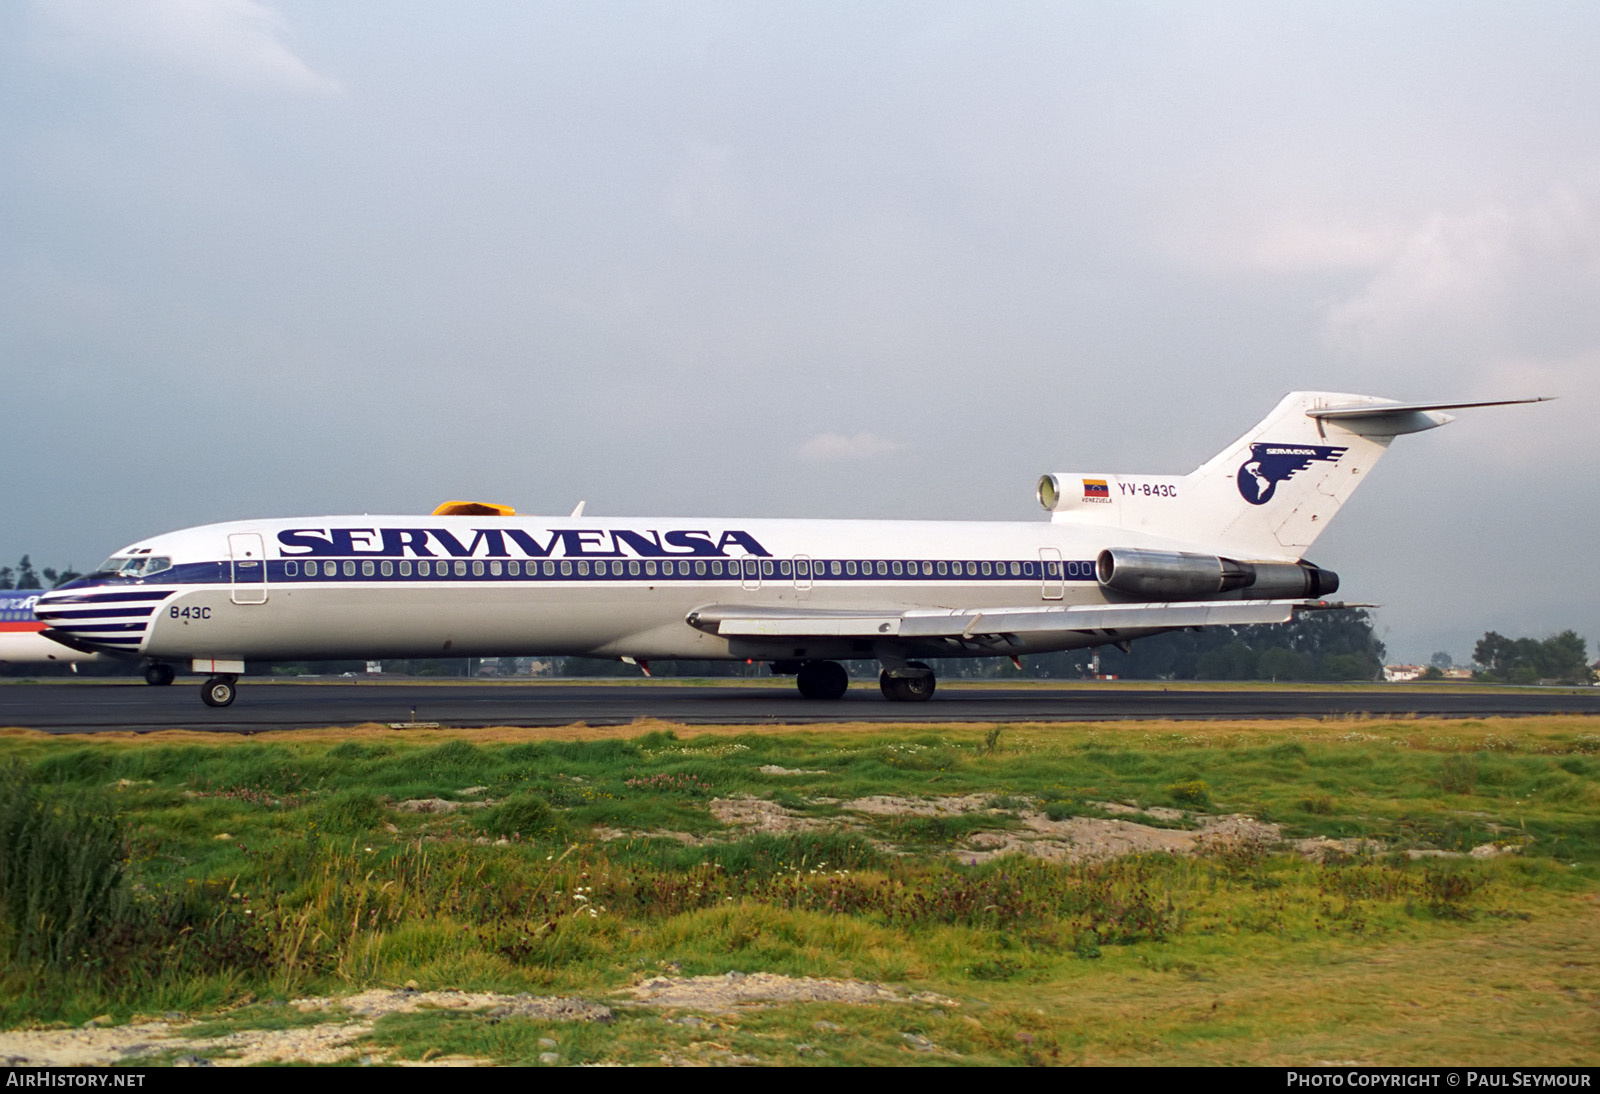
[689, 599, 1334, 640]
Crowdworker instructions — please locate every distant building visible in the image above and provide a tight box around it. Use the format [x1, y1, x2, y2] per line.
[1383, 664, 1423, 682]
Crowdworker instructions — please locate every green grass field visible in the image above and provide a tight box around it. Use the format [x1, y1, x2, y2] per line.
[1, 715, 1596, 1065]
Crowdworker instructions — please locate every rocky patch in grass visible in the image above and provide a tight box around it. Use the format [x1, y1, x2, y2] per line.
[625, 971, 957, 1010]
[702, 792, 1527, 865]
[394, 797, 493, 814]
[709, 796, 833, 833]
[0, 990, 610, 1067]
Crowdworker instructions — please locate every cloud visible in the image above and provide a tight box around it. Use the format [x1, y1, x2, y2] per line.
[1321, 185, 1600, 361]
[797, 431, 905, 463]
[662, 142, 751, 233]
[33, 0, 340, 93]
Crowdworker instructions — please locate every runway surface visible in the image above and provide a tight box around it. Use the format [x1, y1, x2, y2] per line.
[3, 679, 1598, 733]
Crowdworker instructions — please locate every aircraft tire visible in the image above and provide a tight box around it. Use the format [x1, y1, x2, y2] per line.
[797, 660, 848, 700]
[879, 662, 936, 702]
[145, 664, 176, 686]
[201, 676, 236, 708]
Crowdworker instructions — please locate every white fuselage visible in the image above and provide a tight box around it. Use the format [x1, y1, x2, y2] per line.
[35, 514, 1208, 664]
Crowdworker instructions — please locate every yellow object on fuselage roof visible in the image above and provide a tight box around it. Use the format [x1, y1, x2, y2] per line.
[431, 501, 517, 517]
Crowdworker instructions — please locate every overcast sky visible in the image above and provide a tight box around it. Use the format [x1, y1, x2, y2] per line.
[3, 1, 1596, 664]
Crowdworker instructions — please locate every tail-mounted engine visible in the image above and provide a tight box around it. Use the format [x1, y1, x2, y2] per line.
[1095, 547, 1338, 601]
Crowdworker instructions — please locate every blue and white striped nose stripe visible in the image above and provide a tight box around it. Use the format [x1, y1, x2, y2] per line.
[33, 589, 173, 652]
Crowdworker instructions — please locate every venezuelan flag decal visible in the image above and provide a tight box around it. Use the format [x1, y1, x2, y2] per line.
[1082, 479, 1110, 502]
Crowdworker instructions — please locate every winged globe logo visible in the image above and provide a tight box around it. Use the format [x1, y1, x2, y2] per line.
[1236, 443, 1347, 505]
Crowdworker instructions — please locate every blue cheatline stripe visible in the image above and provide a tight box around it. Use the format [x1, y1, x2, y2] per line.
[51, 557, 1103, 594]
[38, 589, 176, 603]
[33, 606, 157, 620]
[49, 622, 150, 633]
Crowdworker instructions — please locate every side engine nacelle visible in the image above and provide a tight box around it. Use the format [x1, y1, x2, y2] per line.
[1095, 547, 1338, 601]
[1038, 472, 1183, 515]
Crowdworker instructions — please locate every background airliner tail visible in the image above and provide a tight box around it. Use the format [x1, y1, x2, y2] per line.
[1042, 391, 1544, 561]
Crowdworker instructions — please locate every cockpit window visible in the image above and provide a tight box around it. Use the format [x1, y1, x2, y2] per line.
[97, 556, 172, 578]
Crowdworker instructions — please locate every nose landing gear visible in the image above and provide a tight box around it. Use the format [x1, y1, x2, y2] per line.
[201, 675, 237, 707]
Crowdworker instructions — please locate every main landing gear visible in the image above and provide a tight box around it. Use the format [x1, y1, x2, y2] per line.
[778, 659, 938, 702]
[201, 675, 237, 708]
[143, 663, 176, 686]
[795, 659, 849, 700]
[879, 661, 936, 703]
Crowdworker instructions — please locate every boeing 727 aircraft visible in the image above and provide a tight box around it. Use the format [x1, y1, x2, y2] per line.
[34, 392, 1544, 707]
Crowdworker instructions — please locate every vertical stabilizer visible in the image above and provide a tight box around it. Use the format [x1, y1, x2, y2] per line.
[1175, 391, 1407, 558]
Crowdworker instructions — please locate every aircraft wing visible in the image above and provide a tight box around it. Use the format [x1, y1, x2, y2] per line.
[686, 599, 1344, 641]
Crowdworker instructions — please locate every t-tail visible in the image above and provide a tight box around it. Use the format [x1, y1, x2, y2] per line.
[1037, 391, 1550, 561]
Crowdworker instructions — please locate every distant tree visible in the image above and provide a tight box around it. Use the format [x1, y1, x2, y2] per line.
[0, 565, 11, 590]
[1473, 630, 1593, 685]
[1430, 651, 1454, 670]
[14, 556, 39, 590]
[1258, 647, 1311, 681]
[1473, 632, 1513, 673]
[1195, 639, 1259, 681]
[1322, 652, 1378, 681]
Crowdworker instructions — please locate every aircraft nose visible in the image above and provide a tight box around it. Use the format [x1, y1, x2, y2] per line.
[33, 585, 174, 654]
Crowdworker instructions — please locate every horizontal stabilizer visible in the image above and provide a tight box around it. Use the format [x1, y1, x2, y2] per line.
[1308, 396, 1552, 419]
[687, 599, 1342, 641]
[1306, 396, 1553, 437]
